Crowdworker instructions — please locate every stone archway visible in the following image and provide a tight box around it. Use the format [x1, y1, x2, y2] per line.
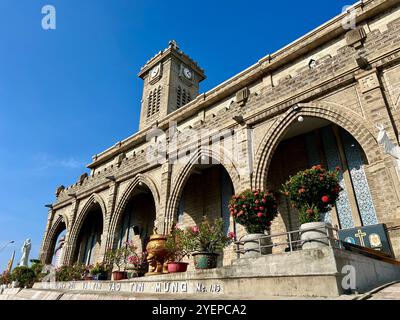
[165, 146, 241, 233]
[41, 216, 67, 265]
[254, 101, 382, 190]
[109, 175, 160, 252]
[253, 102, 383, 248]
[63, 193, 107, 265]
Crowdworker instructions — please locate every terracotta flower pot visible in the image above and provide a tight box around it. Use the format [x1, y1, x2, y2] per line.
[167, 262, 189, 273]
[112, 271, 128, 281]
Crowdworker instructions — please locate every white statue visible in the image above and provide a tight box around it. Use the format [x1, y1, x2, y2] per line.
[377, 124, 400, 177]
[18, 239, 32, 267]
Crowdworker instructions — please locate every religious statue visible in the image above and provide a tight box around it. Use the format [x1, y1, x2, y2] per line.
[376, 124, 400, 173]
[18, 239, 32, 267]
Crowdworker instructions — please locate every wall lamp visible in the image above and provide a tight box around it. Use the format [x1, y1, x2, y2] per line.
[233, 115, 246, 125]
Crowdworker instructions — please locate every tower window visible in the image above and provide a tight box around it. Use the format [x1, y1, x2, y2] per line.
[177, 86, 182, 109]
[177, 86, 191, 109]
[147, 87, 162, 118]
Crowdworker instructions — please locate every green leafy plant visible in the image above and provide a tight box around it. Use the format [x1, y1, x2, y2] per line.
[55, 263, 86, 282]
[229, 190, 279, 234]
[165, 224, 192, 262]
[89, 262, 110, 276]
[185, 217, 235, 254]
[11, 266, 36, 288]
[105, 241, 137, 272]
[282, 165, 342, 224]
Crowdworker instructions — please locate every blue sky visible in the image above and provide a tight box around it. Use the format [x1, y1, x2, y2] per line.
[0, 0, 352, 270]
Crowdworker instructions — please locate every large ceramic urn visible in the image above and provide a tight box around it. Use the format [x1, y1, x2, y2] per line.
[145, 228, 168, 276]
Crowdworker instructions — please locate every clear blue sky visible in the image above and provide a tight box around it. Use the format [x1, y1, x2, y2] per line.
[0, 0, 352, 270]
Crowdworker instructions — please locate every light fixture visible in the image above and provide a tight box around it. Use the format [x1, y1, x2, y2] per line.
[298, 116, 304, 123]
[292, 104, 300, 112]
[233, 115, 245, 125]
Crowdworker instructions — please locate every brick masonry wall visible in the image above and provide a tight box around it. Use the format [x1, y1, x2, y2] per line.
[41, 2, 400, 265]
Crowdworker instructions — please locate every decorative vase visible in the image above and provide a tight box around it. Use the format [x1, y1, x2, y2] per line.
[242, 233, 272, 258]
[145, 229, 168, 276]
[112, 271, 128, 281]
[192, 252, 219, 270]
[167, 262, 189, 273]
[300, 222, 333, 250]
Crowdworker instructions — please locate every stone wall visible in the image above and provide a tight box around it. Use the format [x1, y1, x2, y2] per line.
[40, 0, 400, 266]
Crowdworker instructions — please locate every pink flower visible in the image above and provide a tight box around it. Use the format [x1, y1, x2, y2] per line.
[191, 226, 200, 234]
[257, 212, 263, 218]
[228, 232, 236, 240]
[259, 206, 265, 211]
[255, 200, 260, 204]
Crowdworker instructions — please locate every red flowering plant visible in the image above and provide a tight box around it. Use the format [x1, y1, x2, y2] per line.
[282, 165, 342, 224]
[229, 190, 279, 234]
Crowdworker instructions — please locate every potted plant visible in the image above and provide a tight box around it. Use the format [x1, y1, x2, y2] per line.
[165, 224, 191, 273]
[282, 165, 342, 249]
[229, 190, 278, 258]
[127, 246, 148, 278]
[185, 217, 235, 270]
[105, 244, 133, 281]
[90, 262, 110, 281]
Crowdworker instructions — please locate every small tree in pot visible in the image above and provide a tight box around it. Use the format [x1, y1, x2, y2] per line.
[229, 190, 278, 258]
[105, 243, 134, 281]
[282, 165, 342, 249]
[165, 224, 192, 273]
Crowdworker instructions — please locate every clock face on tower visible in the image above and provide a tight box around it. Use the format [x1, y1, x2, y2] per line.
[183, 67, 192, 80]
[151, 65, 160, 79]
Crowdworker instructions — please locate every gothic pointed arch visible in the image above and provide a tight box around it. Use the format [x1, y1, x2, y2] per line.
[253, 101, 382, 190]
[165, 146, 241, 232]
[64, 193, 107, 264]
[41, 215, 67, 264]
[108, 174, 160, 249]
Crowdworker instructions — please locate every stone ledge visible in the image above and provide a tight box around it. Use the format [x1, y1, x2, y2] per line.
[29, 247, 400, 299]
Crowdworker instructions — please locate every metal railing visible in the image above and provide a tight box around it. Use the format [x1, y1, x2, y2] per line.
[234, 224, 341, 259]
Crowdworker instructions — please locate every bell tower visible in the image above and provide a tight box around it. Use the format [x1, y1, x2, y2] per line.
[138, 40, 206, 130]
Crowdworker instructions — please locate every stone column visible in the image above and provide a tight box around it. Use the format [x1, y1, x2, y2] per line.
[101, 181, 118, 260]
[356, 68, 400, 224]
[61, 199, 79, 266]
[158, 162, 172, 234]
[39, 208, 55, 263]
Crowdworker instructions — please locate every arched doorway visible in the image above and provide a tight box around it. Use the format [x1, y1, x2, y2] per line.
[44, 217, 66, 266]
[176, 162, 235, 242]
[267, 117, 378, 233]
[73, 203, 104, 265]
[115, 185, 156, 253]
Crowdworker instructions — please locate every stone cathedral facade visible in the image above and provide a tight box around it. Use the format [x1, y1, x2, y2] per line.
[40, 0, 400, 268]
